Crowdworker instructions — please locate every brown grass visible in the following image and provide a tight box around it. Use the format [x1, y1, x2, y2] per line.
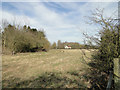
[2, 49, 94, 88]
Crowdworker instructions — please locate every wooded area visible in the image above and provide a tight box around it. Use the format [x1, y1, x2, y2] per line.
[2, 23, 50, 54]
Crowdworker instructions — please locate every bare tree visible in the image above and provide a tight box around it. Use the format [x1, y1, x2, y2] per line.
[84, 8, 117, 45]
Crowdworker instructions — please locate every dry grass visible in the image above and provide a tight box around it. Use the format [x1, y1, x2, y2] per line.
[2, 49, 94, 88]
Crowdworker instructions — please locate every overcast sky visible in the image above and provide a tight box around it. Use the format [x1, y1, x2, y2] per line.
[1, 1, 118, 44]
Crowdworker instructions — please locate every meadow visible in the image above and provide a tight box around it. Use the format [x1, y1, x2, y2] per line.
[2, 49, 95, 88]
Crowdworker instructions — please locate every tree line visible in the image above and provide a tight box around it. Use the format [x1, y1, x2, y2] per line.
[51, 40, 98, 49]
[2, 24, 50, 54]
[2, 22, 97, 55]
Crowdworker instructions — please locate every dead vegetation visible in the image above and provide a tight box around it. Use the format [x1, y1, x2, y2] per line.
[2, 49, 94, 88]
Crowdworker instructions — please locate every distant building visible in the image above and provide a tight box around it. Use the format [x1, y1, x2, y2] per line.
[64, 45, 71, 49]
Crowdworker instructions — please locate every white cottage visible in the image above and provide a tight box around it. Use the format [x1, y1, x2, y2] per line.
[64, 45, 71, 49]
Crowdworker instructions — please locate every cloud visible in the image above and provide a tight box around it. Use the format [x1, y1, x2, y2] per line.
[1, 2, 118, 43]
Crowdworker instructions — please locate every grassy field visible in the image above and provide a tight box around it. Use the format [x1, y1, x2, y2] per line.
[2, 49, 94, 88]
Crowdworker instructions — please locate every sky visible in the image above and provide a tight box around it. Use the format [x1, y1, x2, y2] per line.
[1, 1, 118, 44]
